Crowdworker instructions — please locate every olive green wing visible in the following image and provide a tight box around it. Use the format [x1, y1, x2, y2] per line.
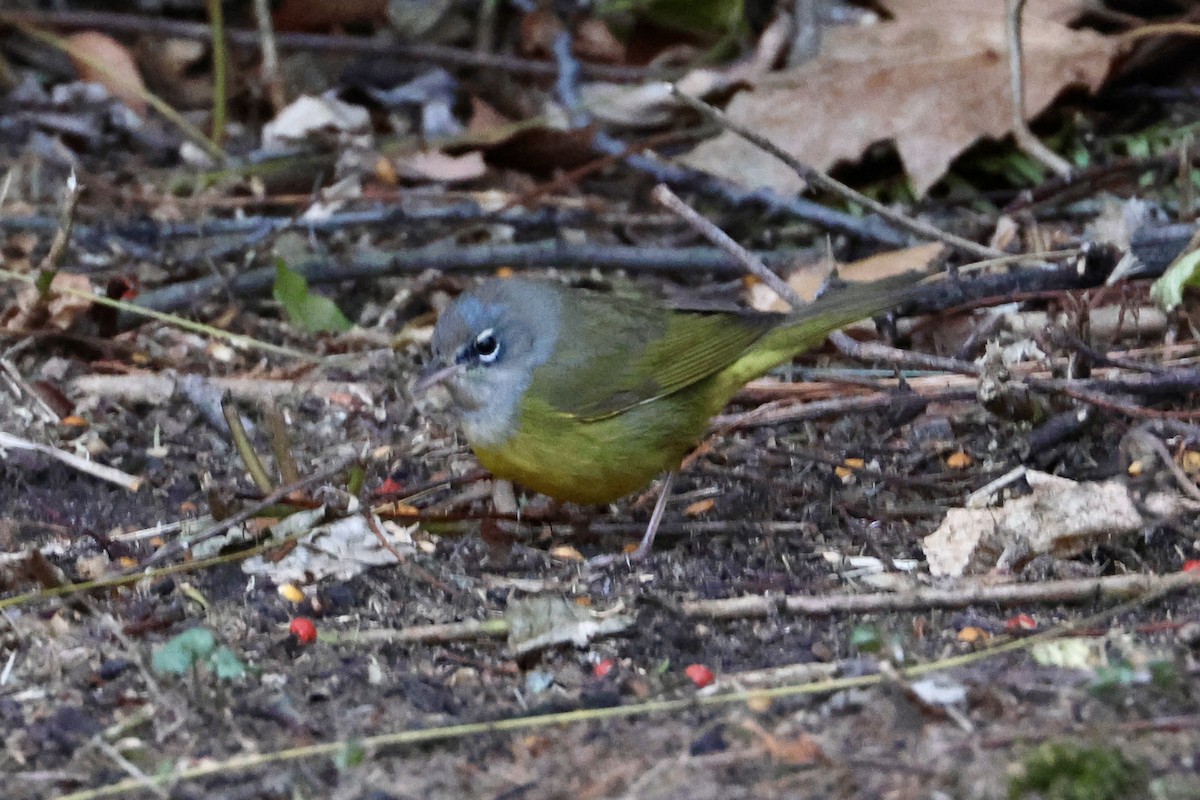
[529, 292, 775, 422]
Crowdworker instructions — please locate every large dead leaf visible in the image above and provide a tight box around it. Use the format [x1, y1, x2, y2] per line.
[680, 0, 1119, 195]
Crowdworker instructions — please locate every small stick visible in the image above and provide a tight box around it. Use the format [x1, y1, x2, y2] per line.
[682, 570, 1200, 619]
[263, 406, 301, 486]
[671, 86, 1004, 261]
[222, 394, 274, 495]
[652, 184, 804, 308]
[828, 333, 982, 377]
[1006, 0, 1073, 177]
[38, 170, 80, 273]
[139, 456, 357, 568]
[250, 0, 287, 112]
[0, 430, 142, 491]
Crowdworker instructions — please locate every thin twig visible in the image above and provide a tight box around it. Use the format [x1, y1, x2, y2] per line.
[0, 356, 60, 424]
[123, 243, 823, 315]
[1121, 426, 1200, 502]
[712, 387, 977, 431]
[37, 170, 80, 273]
[1041, 379, 1200, 421]
[828, 333, 982, 377]
[222, 394, 274, 495]
[652, 183, 804, 308]
[0, 430, 142, 491]
[592, 128, 900, 245]
[205, 0, 227, 146]
[91, 739, 169, 799]
[139, 456, 357, 569]
[0, 266, 320, 362]
[263, 407, 301, 486]
[682, 570, 1200, 619]
[250, 0, 286, 112]
[1006, 0, 1073, 177]
[670, 87, 1004, 261]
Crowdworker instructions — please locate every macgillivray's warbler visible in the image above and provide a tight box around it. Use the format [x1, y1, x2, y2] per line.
[416, 273, 924, 564]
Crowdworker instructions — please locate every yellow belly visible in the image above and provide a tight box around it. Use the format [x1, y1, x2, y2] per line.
[470, 388, 721, 505]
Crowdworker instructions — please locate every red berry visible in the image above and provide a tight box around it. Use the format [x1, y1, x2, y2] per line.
[684, 664, 714, 688]
[1004, 613, 1037, 632]
[289, 617, 317, 645]
[593, 658, 616, 679]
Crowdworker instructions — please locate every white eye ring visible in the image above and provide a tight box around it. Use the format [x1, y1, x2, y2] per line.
[474, 328, 500, 362]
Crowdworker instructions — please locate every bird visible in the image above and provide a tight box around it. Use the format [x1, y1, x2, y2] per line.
[416, 273, 921, 563]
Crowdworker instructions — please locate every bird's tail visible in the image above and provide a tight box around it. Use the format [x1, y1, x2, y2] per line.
[727, 270, 929, 386]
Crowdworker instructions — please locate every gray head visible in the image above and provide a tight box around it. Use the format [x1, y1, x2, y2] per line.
[416, 278, 562, 446]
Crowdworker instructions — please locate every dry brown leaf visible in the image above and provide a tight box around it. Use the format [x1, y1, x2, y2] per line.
[575, 17, 627, 63]
[521, 10, 624, 63]
[741, 720, 826, 766]
[681, 0, 1118, 195]
[64, 31, 148, 116]
[2, 273, 94, 332]
[519, 8, 561, 57]
[750, 242, 942, 311]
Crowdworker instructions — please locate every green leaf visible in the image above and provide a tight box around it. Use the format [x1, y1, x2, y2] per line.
[849, 624, 882, 653]
[151, 627, 217, 675]
[333, 739, 366, 771]
[273, 258, 352, 334]
[1150, 247, 1200, 311]
[35, 269, 56, 296]
[1090, 663, 1138, 695]
[1149, 659, 1180, 689]
[207, 646, 248, 680]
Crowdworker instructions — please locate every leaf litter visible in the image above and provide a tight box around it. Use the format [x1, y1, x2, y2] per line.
[1, 2, 1200, 799]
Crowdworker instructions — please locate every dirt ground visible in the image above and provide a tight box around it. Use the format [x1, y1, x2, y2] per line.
[3, 325, 1200, 799]
[3, 3, 1200, 799]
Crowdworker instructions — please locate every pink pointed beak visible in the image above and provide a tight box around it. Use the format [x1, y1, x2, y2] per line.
[413, 361, 463, 396]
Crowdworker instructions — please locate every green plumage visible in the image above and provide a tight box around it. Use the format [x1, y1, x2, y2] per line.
[428, 275, 922, 506]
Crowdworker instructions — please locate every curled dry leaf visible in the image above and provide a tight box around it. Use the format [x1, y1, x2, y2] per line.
[64, 31, 149, 116]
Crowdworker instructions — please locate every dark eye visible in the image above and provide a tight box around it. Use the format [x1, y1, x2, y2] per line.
[474, 328, 499, 362]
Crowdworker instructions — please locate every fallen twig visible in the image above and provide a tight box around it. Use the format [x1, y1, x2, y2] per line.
[139, 456, 357, 569]
[1006, 0, 1073, 177]
[0, 430, 142, 492]
[652, 183, 804, 307]
[70, 374, 381, 406]
[681, 570, 1200, 619]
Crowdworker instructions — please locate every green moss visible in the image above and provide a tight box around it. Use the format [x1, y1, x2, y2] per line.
[1009, 741, 1147, 800]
